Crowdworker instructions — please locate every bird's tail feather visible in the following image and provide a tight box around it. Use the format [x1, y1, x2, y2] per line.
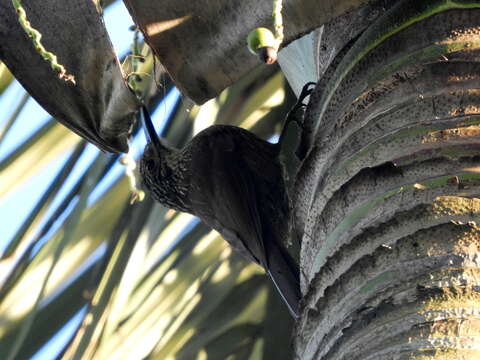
[266, 243, 301, 318]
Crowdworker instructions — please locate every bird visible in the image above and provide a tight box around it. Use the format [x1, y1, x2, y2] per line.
[139, 83, 315, 318]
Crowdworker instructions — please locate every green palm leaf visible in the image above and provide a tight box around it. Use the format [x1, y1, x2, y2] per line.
[0, 46, 295, 360]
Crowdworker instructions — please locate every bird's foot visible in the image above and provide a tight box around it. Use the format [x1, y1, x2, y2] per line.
[278, 82, 316, 150]
[294, 82, 316, 112]
[277, 82, 316, 178]
[284, 82, 316, 130]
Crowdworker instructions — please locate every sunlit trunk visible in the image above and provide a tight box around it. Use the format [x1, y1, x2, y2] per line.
[283, 2, 480, 358]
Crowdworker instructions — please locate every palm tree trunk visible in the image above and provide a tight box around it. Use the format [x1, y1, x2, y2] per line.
[288, 1, 480, 358]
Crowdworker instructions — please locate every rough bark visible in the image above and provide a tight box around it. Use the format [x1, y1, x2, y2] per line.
[294, 1, 480, 358]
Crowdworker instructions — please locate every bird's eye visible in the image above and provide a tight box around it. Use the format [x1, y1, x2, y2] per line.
[145, 159, 155, 171]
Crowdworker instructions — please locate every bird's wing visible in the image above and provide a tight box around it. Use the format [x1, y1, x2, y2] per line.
[189, 129, 300, 317]
[190, 134, 267, 267]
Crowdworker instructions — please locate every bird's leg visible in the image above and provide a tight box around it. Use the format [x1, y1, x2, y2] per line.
[285, 82, 316, 127]
[293, 82, 316, 114]
[277, 82, 316, 147]
[277, 81, 316, 164]
[276, 82, 316, 200]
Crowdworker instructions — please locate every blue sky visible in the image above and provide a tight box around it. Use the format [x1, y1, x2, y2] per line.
[0, 2, 177, 359]
[0, 2, 133, 248]
[0, 1, 182, 253]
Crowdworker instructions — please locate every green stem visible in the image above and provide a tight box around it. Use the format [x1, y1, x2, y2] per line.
[272, 0, 284, 50]
[11, 0, 75, 84]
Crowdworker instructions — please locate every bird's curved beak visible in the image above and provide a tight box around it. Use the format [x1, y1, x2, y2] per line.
[141, 106, 163, 156]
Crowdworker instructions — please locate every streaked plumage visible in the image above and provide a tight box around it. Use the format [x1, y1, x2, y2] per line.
[140, 83, 314, 318]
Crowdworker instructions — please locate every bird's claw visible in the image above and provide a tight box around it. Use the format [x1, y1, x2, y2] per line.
[292, 82, 316, 113]
[297, 82, 316, 107]
[285, 82, 316, 129]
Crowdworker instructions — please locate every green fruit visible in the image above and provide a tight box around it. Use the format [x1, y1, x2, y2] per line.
[247, 27, 276, 54]
[247, 27, 277, 64]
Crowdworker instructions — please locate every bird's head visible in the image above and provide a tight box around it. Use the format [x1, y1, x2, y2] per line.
[140, 142, 173, 187]
[139, 107, 189, 212]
